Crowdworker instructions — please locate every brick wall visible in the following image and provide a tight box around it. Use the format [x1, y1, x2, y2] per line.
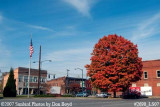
[133, 60, 160, 96]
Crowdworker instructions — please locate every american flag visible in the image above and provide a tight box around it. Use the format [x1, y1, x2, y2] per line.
[29, 38, 34, 58]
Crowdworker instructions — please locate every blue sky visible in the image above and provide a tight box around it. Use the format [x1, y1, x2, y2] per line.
[0, 0, 160, 78]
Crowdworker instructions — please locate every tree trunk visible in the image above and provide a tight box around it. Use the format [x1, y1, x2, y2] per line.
[113, 91, 116, 98]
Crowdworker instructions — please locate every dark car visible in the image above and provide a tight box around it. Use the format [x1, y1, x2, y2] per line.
[122, 89, 141, 99]
[76, 92, 88, 97]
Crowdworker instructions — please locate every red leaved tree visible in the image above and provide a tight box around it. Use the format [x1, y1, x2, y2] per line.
[85, 34, 143, 98]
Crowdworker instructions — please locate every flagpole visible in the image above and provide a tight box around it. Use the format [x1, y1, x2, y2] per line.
[28, 34, 33, 98]
[28, 57, 31, 98]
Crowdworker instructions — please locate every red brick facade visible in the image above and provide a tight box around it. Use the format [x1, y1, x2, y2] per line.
[132, 59, 160, 96]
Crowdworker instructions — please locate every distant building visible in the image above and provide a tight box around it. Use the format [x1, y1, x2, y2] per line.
[46, 76, 92, 95]
[3, 67, 47, 95]
[132, 59, 160, 96]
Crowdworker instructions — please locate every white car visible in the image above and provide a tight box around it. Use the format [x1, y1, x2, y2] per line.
[96, 92, 111, 98]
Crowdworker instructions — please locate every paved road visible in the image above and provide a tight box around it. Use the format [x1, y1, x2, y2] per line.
[0, 98, 160, 107]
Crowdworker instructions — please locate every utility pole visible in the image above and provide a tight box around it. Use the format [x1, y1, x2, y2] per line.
[37, 45, 41, 95]
[66, 69, 70, 94]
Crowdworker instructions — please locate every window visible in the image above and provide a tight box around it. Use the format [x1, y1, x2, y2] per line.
[157, 71, 160, 78]
[144, 83, 149, 87]
[157, 83, 160, 87]
[40, 78, 45, 83]
[33, 77, 37, 82]
[30, 76, 33, 82]
[24, 76, 28, 82]
[18, 75, 23, 82]
[144, 71, 148, 79]
[41, 78, 46, 83]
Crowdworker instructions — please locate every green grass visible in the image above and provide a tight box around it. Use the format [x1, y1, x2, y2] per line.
[1, 94, 35, 98]
[61, 94, 75, 97]
[17, 95, 34, 98]
[34, 94, 56, 97]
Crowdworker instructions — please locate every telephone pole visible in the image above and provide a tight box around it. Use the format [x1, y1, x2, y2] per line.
[37, 45, 41, 95]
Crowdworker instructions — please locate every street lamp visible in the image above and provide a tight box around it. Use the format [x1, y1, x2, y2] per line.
[33, 59, 52, 95]
[66, 69, 70, 77]
[75, 68, 84, 95]
[33, 60, 52, 65]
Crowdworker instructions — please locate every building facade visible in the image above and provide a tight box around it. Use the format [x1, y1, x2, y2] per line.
[3, 67, 47, 95]
[132, 59, 160, 96]
[47, 76, 92, 95]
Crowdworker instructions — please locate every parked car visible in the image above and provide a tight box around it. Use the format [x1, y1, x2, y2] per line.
[96, 92, 111, 98]
[122, 89, 141, 99]
[76, 92, 88, 97]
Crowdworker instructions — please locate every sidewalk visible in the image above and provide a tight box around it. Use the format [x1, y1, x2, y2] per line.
[149, 96, 160, 98]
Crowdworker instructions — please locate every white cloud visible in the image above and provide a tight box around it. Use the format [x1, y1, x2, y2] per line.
[138, 39, 160, 61]
[53, 31, 76, 37]
[131, 13, 160, 41]
[1, 17, 54, 32]
[45, 48, 92, 62]
[27, 24, 54, 32]
[64, 0, 95, 17]
[0, 14, 3, 23]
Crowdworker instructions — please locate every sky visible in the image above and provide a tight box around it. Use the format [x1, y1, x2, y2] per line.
[0, 0, 160, 78]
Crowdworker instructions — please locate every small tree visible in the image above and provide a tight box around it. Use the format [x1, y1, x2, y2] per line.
[3, 68, 16, 97]
[0, 79, 3, 93]
[85, 34, 143, 98]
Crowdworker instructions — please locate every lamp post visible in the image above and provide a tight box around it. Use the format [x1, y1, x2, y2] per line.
[33, 60, 52, 67]
[33, 59, 52, 95]
[66, 69, 70, 77]
[75, 68, 84, 95]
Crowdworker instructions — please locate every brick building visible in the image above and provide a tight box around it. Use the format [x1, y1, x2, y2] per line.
[131, 59, 160, 96]
[3, 67, 47, 95]
[47, 76, 92, 95]
[94, 59, 160, 97]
